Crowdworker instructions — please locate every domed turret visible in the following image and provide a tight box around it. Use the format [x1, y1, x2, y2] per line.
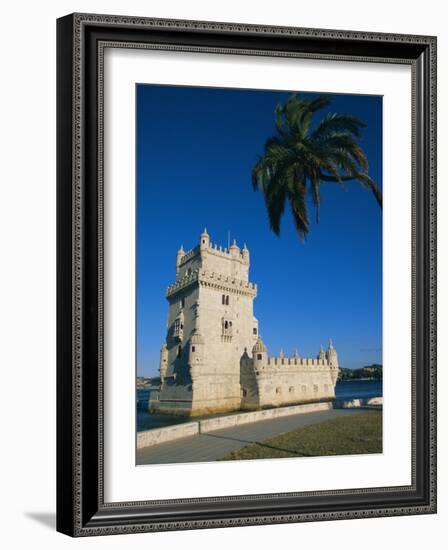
[200, 228, 210, 249]
[252, 336, 267, 354]
[159, 343, 168, 381]
[190, 328, 204, 345]
[242, 243, 250, 263]
[229, 238, 240, 258]
[176, 245, 185, 276]
[189, 317, 204, 380]
[327, 340, 338, 365]
[318, 344, 326, 361]
[327, 339, 339, 385]
[252, 336, 268, 372]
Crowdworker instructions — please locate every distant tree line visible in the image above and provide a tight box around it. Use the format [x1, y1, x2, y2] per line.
[338, 364, 382, 381]
[136, 376, 161, 389]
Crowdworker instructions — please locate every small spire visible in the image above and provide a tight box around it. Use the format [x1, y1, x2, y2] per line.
[279, 348, 284, 358]
[293, 348, 299, 357]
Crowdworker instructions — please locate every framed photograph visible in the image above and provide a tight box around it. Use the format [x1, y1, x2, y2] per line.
[56, 13, 437, 536]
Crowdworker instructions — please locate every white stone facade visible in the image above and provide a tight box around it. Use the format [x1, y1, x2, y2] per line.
[151, 230, 339, 416]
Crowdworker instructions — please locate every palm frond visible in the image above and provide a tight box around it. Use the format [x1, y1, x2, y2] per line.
[252, 92, 381, 242]
[312, 113, 366, 141]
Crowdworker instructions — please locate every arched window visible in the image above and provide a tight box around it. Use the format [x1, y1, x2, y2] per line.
[222, 294, 225, 305]
[225, 295, 230, 305]
[177, 345, 182, 358]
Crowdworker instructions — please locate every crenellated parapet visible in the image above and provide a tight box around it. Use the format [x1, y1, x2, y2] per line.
[265, 356, 330, 368]
[198, 270, 256, 297]
[178, 246, 200, 266]
[167, 268, 257, 299]
[167, 268, 200, 297]
[177, 240, 249, 267]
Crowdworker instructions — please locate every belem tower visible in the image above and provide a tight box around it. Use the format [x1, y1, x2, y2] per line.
[151, 229, 339, 417]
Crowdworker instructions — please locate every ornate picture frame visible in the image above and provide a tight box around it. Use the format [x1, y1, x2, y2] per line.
[56, 13, 437, 536]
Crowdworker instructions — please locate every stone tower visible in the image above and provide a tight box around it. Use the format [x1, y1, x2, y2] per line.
[152, 230, 259, 416]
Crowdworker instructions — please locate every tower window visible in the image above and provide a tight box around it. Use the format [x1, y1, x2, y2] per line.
[177, 345, 182, 358]
[253, 327, 257, 335]
[191, 346, 195, 353]
[181, 297, 185, 308]
[257, 353, 262, 360]
[226, 295, 230, 305]
[173, 318, 183, 338]
[222, 294, 225, 305]
[221, 317, 233, 340]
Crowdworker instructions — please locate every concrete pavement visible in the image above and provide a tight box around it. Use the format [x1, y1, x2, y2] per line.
[136, 408, 375, 465]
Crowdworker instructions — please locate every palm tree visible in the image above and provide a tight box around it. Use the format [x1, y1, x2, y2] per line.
[252, 94, 382, 240]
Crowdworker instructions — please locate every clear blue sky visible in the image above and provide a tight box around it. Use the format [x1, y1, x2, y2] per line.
[136, 84, 382, 376]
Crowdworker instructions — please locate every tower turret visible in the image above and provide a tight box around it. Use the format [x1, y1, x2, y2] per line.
[229, 239, 240, 258]
[159, 343, 168, 382]
[327, 340, 339, 385]
[200, 228, 210, 250]
[252, 336, 267, 371]
[188, 316, 205, 381]
[242, 243, 250, 264]
[176, 245, 185, 276]
[318, 344, 326, 361]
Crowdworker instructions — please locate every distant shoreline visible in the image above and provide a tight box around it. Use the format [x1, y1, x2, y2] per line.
[338, 364, 382, 382]
[338, 378, 381, 382]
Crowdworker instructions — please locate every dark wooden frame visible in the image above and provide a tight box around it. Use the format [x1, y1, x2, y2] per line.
[57, 13, 437, 537]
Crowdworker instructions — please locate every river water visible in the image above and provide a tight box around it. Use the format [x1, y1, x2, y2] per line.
[136, 379, 382, 432]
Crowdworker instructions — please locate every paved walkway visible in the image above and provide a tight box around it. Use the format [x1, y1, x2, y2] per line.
[137, 408, 375, 465]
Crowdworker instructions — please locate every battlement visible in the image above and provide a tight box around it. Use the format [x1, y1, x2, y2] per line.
[167, 268, 257, 298]
[178, 241, 248, 264]
[178, 246, 200, 266]
[265, 356, 330, 368]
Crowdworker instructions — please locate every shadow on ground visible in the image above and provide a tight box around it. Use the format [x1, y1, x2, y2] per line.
[25, 512, 56, 530]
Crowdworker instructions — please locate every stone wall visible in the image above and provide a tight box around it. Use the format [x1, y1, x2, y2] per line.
[138, 401, 333, 449]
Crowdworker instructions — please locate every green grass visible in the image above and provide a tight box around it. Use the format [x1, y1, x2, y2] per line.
[220, 411, 382, 461]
